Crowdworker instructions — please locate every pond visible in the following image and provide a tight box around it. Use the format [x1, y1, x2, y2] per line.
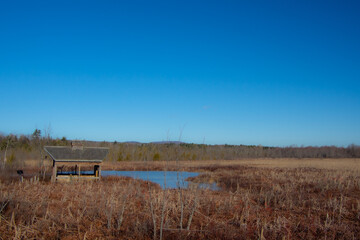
[102, 170, 219, 190]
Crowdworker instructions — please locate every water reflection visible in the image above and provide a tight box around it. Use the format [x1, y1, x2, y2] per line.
[102, 170, 219, 190]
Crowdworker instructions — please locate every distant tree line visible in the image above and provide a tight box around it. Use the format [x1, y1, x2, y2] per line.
[0, 130, 69, 167]
[1, 131, 359, 164]
[106, 142, 360, 162]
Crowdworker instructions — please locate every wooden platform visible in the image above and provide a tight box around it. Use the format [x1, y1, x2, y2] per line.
[55, 175, 100, 182]
[44, 144, 108, 183]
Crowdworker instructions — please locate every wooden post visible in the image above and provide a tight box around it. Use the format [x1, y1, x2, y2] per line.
[78, 165, 81, 177]
[94, 165, 101, 179]
[99, 165, 101, 180]
[52, 161, 57, 182]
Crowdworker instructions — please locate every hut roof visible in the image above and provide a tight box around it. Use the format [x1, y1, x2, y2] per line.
[44, 146, 109, 162]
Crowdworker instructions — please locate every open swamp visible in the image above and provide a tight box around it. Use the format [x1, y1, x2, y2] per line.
[0, 158, 360, 239]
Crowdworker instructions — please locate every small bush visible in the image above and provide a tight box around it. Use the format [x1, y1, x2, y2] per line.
[8, 152, 16, 164]
[117, 154, 123, 162]
[153, 153, 160, 161]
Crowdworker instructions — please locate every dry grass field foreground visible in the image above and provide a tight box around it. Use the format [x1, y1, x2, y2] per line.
[0, 158, 360, 239]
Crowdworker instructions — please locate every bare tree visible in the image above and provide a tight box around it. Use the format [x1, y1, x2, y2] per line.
[32, 129, 47, 179]
[3, 136, 13, 168]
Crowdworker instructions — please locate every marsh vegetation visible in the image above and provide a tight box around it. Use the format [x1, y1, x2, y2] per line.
[1, 132, 359, 239]
[1, 159, 359, 239]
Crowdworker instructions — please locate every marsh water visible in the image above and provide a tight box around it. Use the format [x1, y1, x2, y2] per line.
[102, 170, 219, 190]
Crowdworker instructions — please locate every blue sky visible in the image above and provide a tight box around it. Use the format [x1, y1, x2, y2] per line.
[0, 0, 359, 146]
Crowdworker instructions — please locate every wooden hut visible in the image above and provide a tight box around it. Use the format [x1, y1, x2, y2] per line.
[44, 142, 109, 182]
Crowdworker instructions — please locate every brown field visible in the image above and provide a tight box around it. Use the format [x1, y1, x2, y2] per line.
[1, 158, 360, 239]
[102, 158, 360, 171]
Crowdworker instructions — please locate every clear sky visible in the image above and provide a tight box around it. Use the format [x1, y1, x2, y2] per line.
[0, 0, 359, 146]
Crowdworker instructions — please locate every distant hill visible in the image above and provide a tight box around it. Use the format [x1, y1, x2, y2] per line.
[122, 141, 142, 144]
[113, 141, 183, 145]
[150, 141, 183, 145]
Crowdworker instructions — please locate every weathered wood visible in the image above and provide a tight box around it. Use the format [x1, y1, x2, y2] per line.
[52, 162, 102, 182]
[45, 145, 108, 182]
[52, 161, 57, 182]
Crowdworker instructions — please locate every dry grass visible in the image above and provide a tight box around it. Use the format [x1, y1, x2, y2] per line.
[23, 159, 52, 168]
[1, 158, 360, 239]
[103, 158, 360, 172]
